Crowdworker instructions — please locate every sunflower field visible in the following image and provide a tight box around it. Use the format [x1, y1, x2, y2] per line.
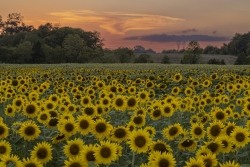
[0, 64, 250, 167]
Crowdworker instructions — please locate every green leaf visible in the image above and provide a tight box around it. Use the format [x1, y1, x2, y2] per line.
[6, 162, 16, 167]
[88, 161, 97, 167]
[242, 164, 250, 167]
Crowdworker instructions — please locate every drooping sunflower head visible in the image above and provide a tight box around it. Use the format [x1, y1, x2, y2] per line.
[150, 140, 172, 154]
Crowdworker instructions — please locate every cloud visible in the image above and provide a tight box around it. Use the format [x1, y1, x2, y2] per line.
[123, 34, 231, 42]
[182, 28, 197, 33]
[49, 10, 185, 35]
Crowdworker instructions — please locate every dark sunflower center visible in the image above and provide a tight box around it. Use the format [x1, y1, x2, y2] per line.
[154, 143, 167, 153]
[84, 107, 94, 115]
[47, 103, 53, 109]
[100, 147, 111, 158]
[159, 159, 170, 167]
[70, 144, 80, 155]
[16, 100, 22, 106]
[210, 125, 220, 137]
[69, 163, 81, 167]
[127, 98, 136, 107]
[25, 126, 35, 136]
[49, 111, 57, 117]
[164, 107, 171, 113]
[80, 120, 89, 129]
[140, 93, 146, 99]
[181, 140, 194, 147]
[207, 143, 218, 153]
[7, 108, 13, 113]
[26, 105, 36, 114]
[135, 136, 146, 147]
[37, 148, 48, 159]
[86, 151, 95, 161]
[103, 99, 109, 105]
[133, 116, 142, 124]
[52, 97, 57, 101]
[83, 98, 89, 104]
[55, 134, 65, 140]
[0, 146, 6, 154]
[226, 126, 235, 136]
[69, 106, 74, 112]
[194, 127, 202, 135]
[236, 132, 245, 142]
[116, 98, 124, 107]
[25, 163, 36, 167]
[48, 118, 58, 127]
[153, 109, 161, 117]
[114, 129, 126, 138]
[222, 140, 228, 148]
[65, 123, 74, 132]
[12, 80, 18, 86]
[247, 104, 250, 111]
[96, 123, 106, 133]
[204, 159, 212, 167]
[191, 165, 200, 167]
[169, 127, 178, 136]
[40, 114, 48, 120]
[0, 126, 5, 135]
[215, 112, 224, 120]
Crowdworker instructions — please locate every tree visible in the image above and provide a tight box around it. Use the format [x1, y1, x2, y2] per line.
[161, 55, 170, 64]
[203, 45, 220, 54]
[181, 41, 202, 64]
[114, 47, 135, 63]
[14, 41, 33, 63]
[235, 52, 247, 65]
[32, 41, 45, 63]
[207, 58, 226, 65]
[43, 44, 65, 63]
[134, 54, 153, 63]
[134, 45, 146, 53]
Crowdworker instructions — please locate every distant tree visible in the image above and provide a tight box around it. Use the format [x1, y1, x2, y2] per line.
[203, 45, 220, 54]
[220, 43, 228, 55]
[37, 23, 54, 38]
[134, 54, 153, 63]
[207, 58, 225, 65]
[246, 55, 250, 65]
[43, 44, 65, 63]
[134, 45, 146, 53]
[14, 41, 33, 63]
[32, 41, 45, 63]
[114, 47, 135, 63]
[145, 48, 156, 53]
[161, 55, 170, 64]
[181, 41, 202, 64]
[235, 52, 247, 65]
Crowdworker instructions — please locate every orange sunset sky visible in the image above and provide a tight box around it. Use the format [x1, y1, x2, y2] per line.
[1, 0, 250, 52]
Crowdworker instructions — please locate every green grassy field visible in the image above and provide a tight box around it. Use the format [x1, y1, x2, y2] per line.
[135, 53, 237, 64]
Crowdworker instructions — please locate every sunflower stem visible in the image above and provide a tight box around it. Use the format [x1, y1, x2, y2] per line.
[131, 151, 135, 167]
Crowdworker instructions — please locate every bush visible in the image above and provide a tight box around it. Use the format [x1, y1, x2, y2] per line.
[134, 54, 153, 63]
[161, 55, 170, 64]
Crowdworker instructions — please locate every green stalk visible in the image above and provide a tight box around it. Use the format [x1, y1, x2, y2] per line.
[131, 151, 135, 167]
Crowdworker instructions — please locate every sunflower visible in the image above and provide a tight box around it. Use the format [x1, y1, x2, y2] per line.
[178, 138, 197, 151]
[215, 135, 232, 153]
[203, 140, 223, 155]
[0, 140, 11, 158]
[51, 133, 66, 144]
[12, 97, 24, 111]
[207, 121, 224, 140]
[100, 97, 111, 108]
[60, 112, 75, 120]
[162, 123, 183, 141]
[23, 102, 39, 118]
[112, 95, 126, 111]
[76, 115, 94, 136]
[148, 151, 176, 167]
[219, 160, 240, 167]
[93, 118, 113, 139]
[137, 90, 150, 103]
[64, 138, 84, 159]
[82, 105, 97, 118]
[184, 87, 194, 97]
[162, 103, 175, 117]
[18, 120, 41, 141]
[4, 104, 15, 117]
[30, 141, 53, 164]
[80, 96, 92, 106]
[171, 86, 180, 96]
[230, 126, 250, 148]
[58, 118, 77, 138]
[63, 156, 86, 167]
[149, 140, 172, 154]
[126, 96, 138, 110]
[144, 126, 156, 138]
[37, 111, 50, 124]
[94, 140, 118, 165]
[127, 129, 152, 153]
[127, 85, 137, 95]
[150, 108, 162, 120]
[81, 144, 97, 165]
[211, 108, 228, 122]
[110, 126, 130, 142]
[0, 122, 9, 139]
[21, 157, 43, 167]
[200, 153, 218, 167]
[66, 103, 77, 114]
[190, 123, 205, 139]
[184, 157, 205, 167]
[131, 115, 146, 128]
[0, 154, 22, 167]
[223, 122, 236, 137]
[46, 117, 59, 128]
[173, 73, 182, 82]
[43, 100, 57, 111]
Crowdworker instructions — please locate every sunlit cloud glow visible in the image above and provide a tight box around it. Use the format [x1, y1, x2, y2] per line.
[49, 10, 185, 35]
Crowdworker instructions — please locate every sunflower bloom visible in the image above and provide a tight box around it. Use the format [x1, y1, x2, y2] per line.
[18, 120, 41, 141]
[30, 142, 53, 164]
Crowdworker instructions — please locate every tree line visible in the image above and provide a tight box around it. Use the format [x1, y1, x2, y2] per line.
[0, 13, 249, 64]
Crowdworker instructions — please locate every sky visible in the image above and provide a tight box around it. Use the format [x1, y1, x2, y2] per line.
[1, 0, 250, 52]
